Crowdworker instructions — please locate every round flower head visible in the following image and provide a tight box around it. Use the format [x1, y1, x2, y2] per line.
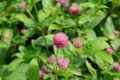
[54, 0, 61, 3]
[106, 48, 113, 54]
[60, 0, 69, 7]
[114, 30, 120, 37]
[113, 63, 120, 71]
[73, 39, 83, 48]
[42, 66, 49, 73]
[21, 29, 27, 34]
[48, 56, 56, 64]
[39, 70, 44, 79]
[58, 58, 69, 69]
[53, 32, 69, 48]
[69, 5, 80, 15]
[19, 2, 26, 9]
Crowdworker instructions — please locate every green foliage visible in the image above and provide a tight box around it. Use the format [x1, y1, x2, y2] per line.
[0, 0, 120, 80]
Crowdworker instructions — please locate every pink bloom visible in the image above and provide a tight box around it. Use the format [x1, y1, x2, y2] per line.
[54, 0, 69, 7]
[60, 0, 69, 7]
[106, 48, 113, 54]
[73, 39, 83, 48]
[113, 63, 120, 71]
[53, 32, 69, 48]
[54, 0, 61, 3]
[19, 2, 26, 9]
[21, 29, 27, 34]
[39, 70, 44, 79]
[58, 58, 69, 69]
[48, 56, 56, 64]
[42, 66, 49, 73]
[69, 5, 80, 15]
[114, 30, 120, 36]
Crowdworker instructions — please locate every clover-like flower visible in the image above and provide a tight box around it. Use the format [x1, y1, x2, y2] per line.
[69, 5, 80, 15]
[73, 39, 83, 48]
[21, 29, 27, 34]
[106, 48, 113, 54]
[53, 32, 69, 48]
[19, 2, 26, 9]
[58, 58, 69, 69]
[114, 63, 120, 71]
[39, 70, 44, 79]
[42, 66, 49, 73]
[48, 56, 56, 64]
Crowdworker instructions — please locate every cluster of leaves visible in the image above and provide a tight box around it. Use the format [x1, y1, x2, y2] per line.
[0, 0, 120, 80]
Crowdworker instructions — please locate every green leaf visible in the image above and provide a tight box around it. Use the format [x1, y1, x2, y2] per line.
[69, 66, 82, 76]
[101, 17, 115, 39]
[8, 59, 24, 72]
[5, 63, 29, 80]
[28, 58, 39, 80]
[85, 29, 97, 41]
[38, 10, 51, 22]
[32, 34, 53, 47]
[0, 42, 7, 48]
[42, 0, 53, 9]
[15, 13, 34, 28]
[0, 77, 2, 80]
[96, 51, 113, 64]
[85, 60, 97, 77]
[110, 38, 120, 51]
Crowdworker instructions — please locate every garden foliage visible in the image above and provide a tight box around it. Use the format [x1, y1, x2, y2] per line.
[0, 0, 120, 80]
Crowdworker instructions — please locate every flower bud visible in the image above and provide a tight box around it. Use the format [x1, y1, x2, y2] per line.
[48, 56, 56, 64]
[42, 66, 49, 73]
[69, 5, 80, 15]
[19, 2, 26, 9]
[106, 48, 113, 54]
[53, 32, 69, 48]
[21, 29, 27, 34]
[114, 63, 120, 71]
[39, 70, 44, 79]
[58, 58, 69, 69]
[73, 39, 83, 48]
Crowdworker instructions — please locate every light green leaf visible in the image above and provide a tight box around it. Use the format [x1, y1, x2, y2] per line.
[85, 60, 97, 77]
[96, 51, 113, 64]
[15, 13, 34, 28]
[38, 10, 51, 22]
[28, 58, 39, 80]
[42, 0, 53, 9]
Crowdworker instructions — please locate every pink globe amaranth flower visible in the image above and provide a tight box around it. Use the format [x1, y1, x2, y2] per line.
[114, 30, 120, 36]
[69, 5, 80, 15]
[106, 48, 113, 54]
[60, 0, 69, 7]
[48, 56, 56, 64]
[42, 66, 49, 73]
[54, 0, 61, 3]
[39, 70, 44, 79]
[53, 32, 69, 48]
[58, 58, 69, 69]
[113, 63, 120, 71]
[21, 29, 27, 34]
[73, 39, 83, 48]
[19, 2, 26, 9]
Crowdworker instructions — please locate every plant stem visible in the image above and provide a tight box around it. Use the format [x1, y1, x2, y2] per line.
[42, 31, 49, 53]
[55, 48, 59, 80]
[33, 0, 38, 16]
[26, 10, 36, 21]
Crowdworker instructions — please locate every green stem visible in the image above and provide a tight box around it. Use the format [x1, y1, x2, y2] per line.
[26, 10, 36, 21]
[33, 0, 38, 16]
[42, 31, 49, 53]
[55, 48, 59, 80]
